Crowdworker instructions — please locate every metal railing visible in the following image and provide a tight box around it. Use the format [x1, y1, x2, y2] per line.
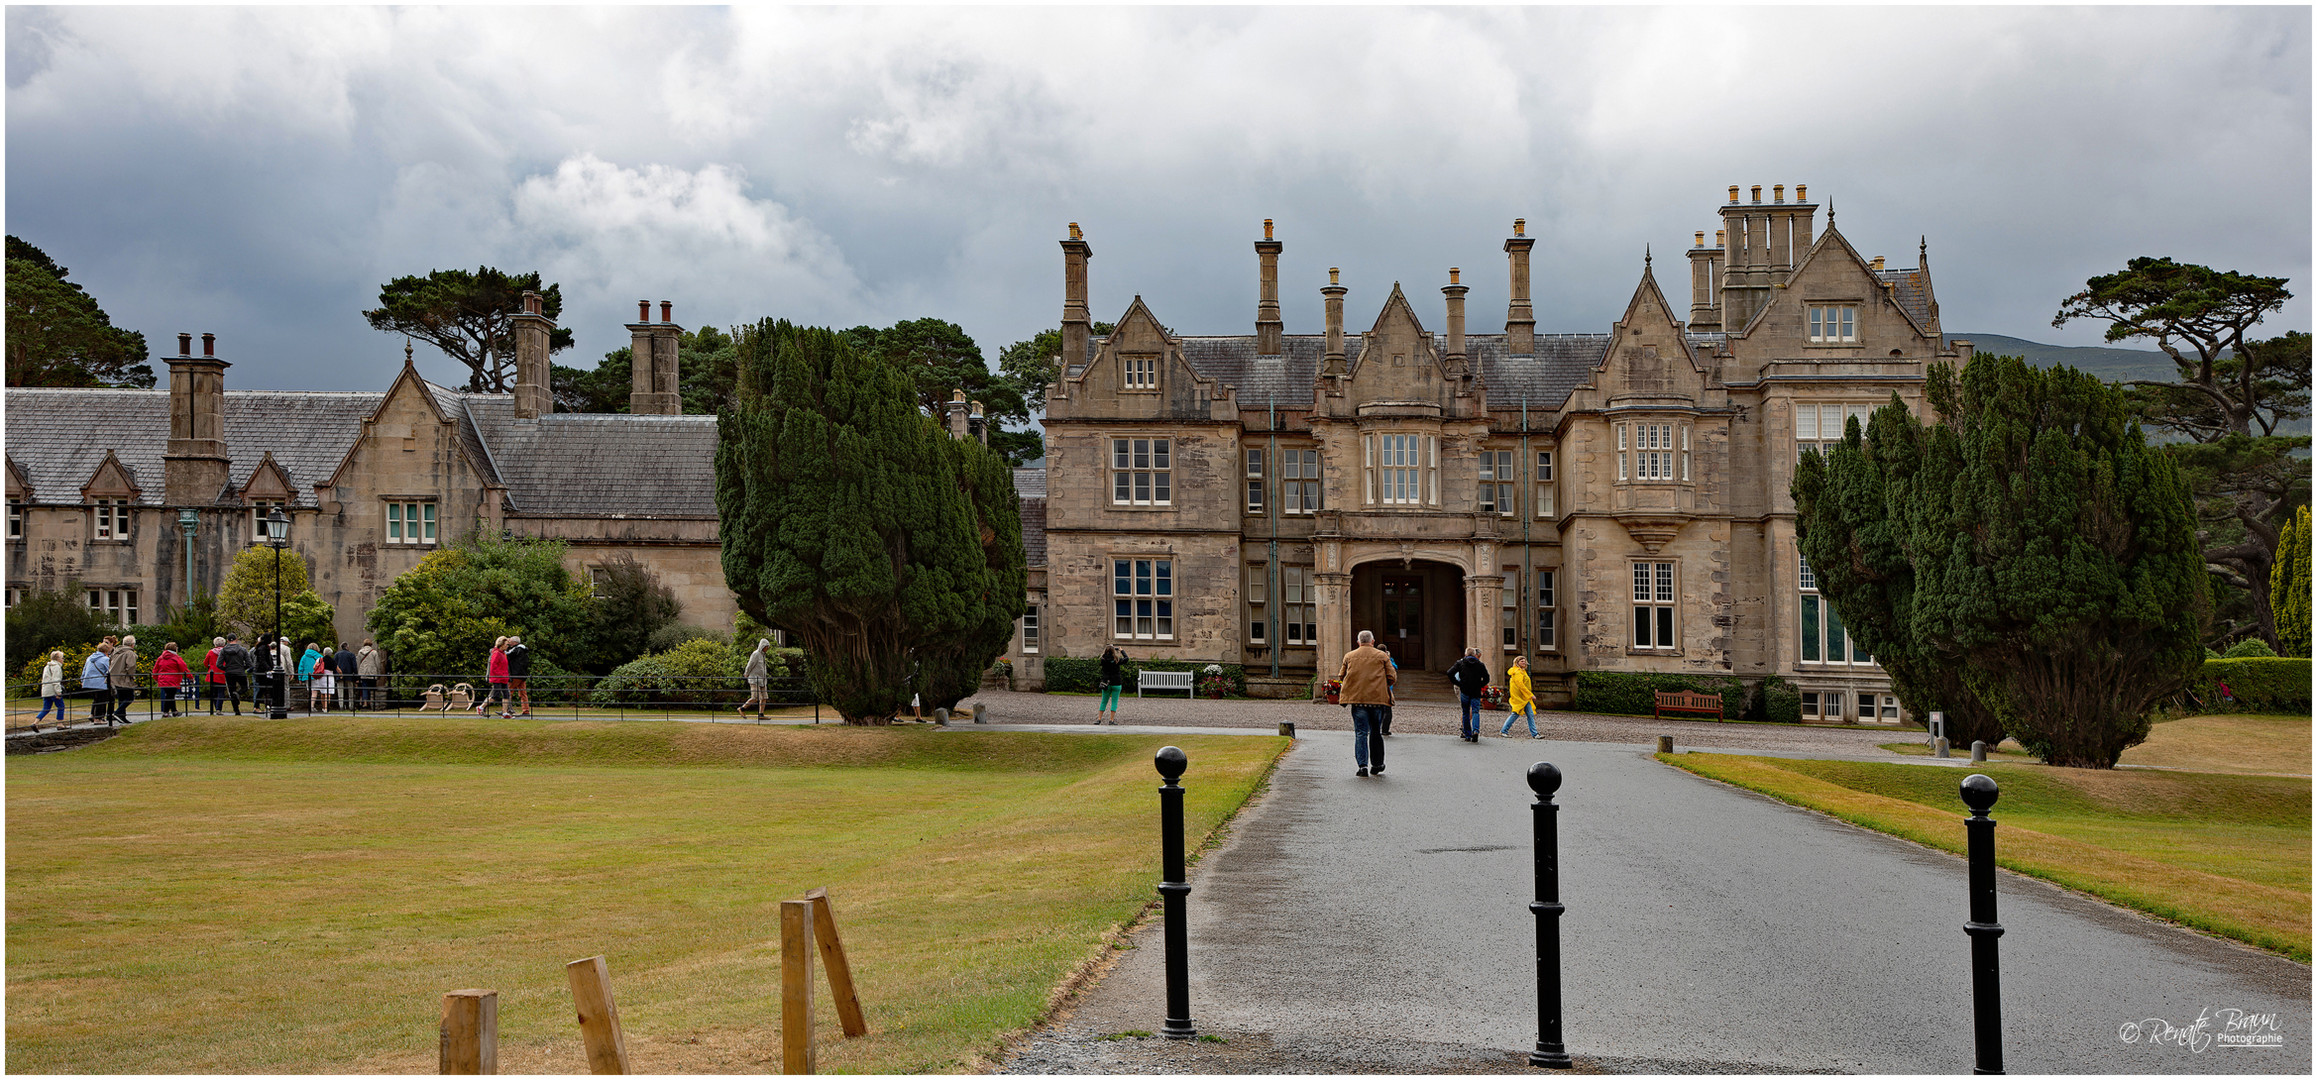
[5, 672, 826, 730]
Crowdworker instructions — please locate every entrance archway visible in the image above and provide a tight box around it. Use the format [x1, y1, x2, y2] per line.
[1346, 559, 1467, 672]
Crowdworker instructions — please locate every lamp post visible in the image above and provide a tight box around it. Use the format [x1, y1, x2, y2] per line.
[267, 506, 289, 719]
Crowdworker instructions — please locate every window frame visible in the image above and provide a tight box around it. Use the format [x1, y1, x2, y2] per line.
[1112, 557, 1174, 641]
[384, 500, 438, 545]
[1479, 450, 1516, 517]
[1281, 448, 1321, 515]
[1797, 550, 1874, 667]
[1245, 448, 1265, 514]
[1807, 303, 1860, 344]
[91, 498, 131, 542]
[248, 500, 287, 545]
[1121, 354, 1158, 390]
[1631, 560, 1677, 651]
[1280, 566, 1316, 646]
[1795, 402, 1875, 464]
[1500, 569, 1520, 650]
[1536, 569, 1557, 651]
[1534, 450, 1555, 518]
[1110, 437, 1174, 508]
[1021, 604, 1040, 654]
[7, 499, 22, 539]
[1246, 563, 1267, 646]
[87, 587, 139, 626]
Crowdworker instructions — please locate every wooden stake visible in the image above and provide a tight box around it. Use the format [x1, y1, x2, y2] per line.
[440, 989, 497, 1074]
[565, 955, 633, 1074]
[805, 888, 868, 1037]
[781, 899, 816, 1074]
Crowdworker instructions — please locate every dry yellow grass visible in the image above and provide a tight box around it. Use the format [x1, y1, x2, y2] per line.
[2120, 712, 2311, 776]
[7, 718, 1286, 1073]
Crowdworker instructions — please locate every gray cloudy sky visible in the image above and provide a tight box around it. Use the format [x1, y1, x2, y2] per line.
[7, 5, 2310, 394]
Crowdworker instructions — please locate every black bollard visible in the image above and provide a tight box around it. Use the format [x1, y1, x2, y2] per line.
[1961, 774, 2004, 1075]
[1527, 761, 1571, 1069]
[1155, 746, 1196, 1040]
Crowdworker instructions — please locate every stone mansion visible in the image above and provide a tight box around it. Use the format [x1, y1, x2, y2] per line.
[1014, 184, 1967, 720]
[6, 184, 1953, 721]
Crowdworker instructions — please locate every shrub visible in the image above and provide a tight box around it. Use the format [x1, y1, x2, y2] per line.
[4, 583, 113, 676]
[1573, 671, 1745, 719]
[1745, 675, 1803, 725]
[647, 622, 716, 654]
[2187, 657, 2311, 713]
[2224, 638, 2279, 659]
[13, 642, 104, 698]
[591, 637, 747, 707]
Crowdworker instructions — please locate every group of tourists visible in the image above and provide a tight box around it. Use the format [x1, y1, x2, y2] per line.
[474, 636, 533, 718]
[1336, 634, 1540, 777]
[29, 634, 389, 726]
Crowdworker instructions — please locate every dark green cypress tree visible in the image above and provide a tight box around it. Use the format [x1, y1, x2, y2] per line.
[1906, 355, 2209, 767]
[715, 319, 1025, 723]
[2271, 505, 2311, 657]
[1793, 390, 2007, 748]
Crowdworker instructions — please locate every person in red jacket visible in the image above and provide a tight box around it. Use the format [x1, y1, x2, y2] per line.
[152, 642, 192, 717]
[477, 637, 512, 718]
[203, 637, 227, 715]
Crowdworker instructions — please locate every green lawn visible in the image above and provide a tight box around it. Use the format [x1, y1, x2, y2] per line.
[6, 717, 1285, 1073]
[1667, 748, 2310, 961]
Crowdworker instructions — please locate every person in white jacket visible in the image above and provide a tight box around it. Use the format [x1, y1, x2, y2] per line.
[36, 651, 66, 726]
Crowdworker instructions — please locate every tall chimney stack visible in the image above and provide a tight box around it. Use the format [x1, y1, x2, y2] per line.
[1061, 223, 1093, 375]
[511, 290, 555, 418]
[1504, 218, 1535, 354]
[627, 297, 683, 415]
[164, 331, 231, 506]
[1687, 229, 1723, 331]
[1254, 218, 1284, 356]
[1441, 267, 1468, 376]
[1320, 268, 1347, 377]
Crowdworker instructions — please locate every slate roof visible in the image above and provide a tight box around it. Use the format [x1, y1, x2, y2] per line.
[1168, 332, 1603, 411]
[4, 388, 380, 506]
[1874, 267, 1934, 329]
[1019, 496, 1047, 567]
[457, 395, 721, 517]
[1012, 467, 1046, 500]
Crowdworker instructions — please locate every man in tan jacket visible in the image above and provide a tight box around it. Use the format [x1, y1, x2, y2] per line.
[1336, 630, 1396, 777]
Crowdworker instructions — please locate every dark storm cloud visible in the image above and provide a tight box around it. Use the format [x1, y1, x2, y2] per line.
[6, 6, 2308, 394]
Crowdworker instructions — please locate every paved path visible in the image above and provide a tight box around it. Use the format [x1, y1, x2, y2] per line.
[1004, 731, 2310, 1074]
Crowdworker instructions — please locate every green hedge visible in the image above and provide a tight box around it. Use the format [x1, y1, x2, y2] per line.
[2187, 657, 2310, 714]
[1043, 657, 1246, 696]
[1573, 671, 1746, 720]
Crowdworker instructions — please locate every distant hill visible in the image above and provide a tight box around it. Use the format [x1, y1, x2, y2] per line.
[1955, 333, 2308, 440]
[1954, 333, 2180, 382]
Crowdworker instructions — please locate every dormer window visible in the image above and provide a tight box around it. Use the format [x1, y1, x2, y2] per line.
[91, 499, 131, 541]
[1122, 355, 1156, 389]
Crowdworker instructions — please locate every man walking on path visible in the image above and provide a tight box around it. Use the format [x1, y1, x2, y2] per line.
[355, 638, 384, 710]
[218, 634, 252, 715]
[333, 642, 360, 711]
[1447, 646, 1489, 742]
[1334, 630, 1395, 777]
[110, 636, 140, 725]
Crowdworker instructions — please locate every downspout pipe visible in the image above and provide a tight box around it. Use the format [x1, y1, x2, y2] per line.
[1268, 395, 1280, 680]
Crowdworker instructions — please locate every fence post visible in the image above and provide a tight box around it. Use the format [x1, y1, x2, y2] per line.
[1154, 746, 1196, 1039]
[440, 989, 497, 1074]
[804, 888, 869, 1037]
[565, 955, 632, 1074]
[1527, 761, 1571, 1069]
[781, 898, 817, 1074]
[1962, 774, 2004, 1075]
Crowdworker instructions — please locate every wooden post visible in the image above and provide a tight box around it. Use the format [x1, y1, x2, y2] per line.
[804, 888, 867, 1037]
[440, 989, 498, 1074]
[781, 899, 816, 1074]
[565, 955, 633, 1074]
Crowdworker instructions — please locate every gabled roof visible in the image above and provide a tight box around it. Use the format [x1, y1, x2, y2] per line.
[3, 388, 381, 506]
[1874, 266, 1934, 329]
[1756, 224, 1935, 340]
[1174, 332, 1601, 410]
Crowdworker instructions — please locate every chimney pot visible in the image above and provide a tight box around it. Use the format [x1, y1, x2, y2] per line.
[1797, 183, 1808, 202]
[1449, 267, 1460, 284]
[660, 300, 673, 323]
[1330, 267, 1340, 284]
[638, 300, 651, 322]
[1728, 185, 1740, 203]
[970, 400, 984, 419]
[1774, 184, 1785, 203]
[178, 333, 193, 356]
[1716, 229, 1726, 246]
[1751, 185, 1762, 204]
[522, 290, 542, 315]
[953, 389, 966, 403]
[1068, 222, 1082, 241]
[1694, 230, 1706, 248]
[201, 333, 215, 357]
[1263, 218, 1274, 240]
[1513, 218, 1526, 237]
[1872, 255, 1885, 271]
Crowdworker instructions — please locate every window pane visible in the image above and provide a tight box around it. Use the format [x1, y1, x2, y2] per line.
[1114, 439, 1129, 468]
[1155, 561, 1171, 596]
[1247, 449, 1262, 477]
[1657, 606, 1674, 649]
[388, 504, 402, 540]
[1633, 606, 1651, 648]
[1633, 564, 1651, 602]
[1154, 440, 1170, 468]
[422, 504, 436, 541]
[1154, 471, 1170, 503]
[1825, 603, 1846, 663]
[1538, 609, 1556, 648]
[1655, 562, 1675, 602]
[1796, 405, 1817, 442]
[1117, 599, 1132, 636]
[1800, 595, 1820, 661]
[1135, 473, 1150, 502]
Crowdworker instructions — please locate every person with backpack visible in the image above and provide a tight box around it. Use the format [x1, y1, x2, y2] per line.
[218, 634, 253, 715]
[1096, 646, 1129, 725]
[300, 642, 328, 713]
[504, 636, 532, 717]
[1448, 647, 1490, 743]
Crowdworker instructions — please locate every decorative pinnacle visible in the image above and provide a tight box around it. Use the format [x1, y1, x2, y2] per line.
[405, 338, 414, 365]
[1155, 745, 1188, 781]
[1527, 761, 1562, 798]
[1960, 773, 1999, 813]
[1644, 243, 1652, 268]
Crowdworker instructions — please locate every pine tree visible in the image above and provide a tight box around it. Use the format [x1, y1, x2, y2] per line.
[1907, 355, 2209, 768]
[1792, 390, 2007, 749]
[2270, 505, 2312, 657]
[716, 320, 1025, 723]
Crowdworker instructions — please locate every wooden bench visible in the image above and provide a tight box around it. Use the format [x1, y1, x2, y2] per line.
[1653, 690, 1724, 721]
[1137, 670, 1195, 698]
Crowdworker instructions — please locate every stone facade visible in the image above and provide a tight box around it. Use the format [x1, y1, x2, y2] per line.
[1007, 188, 1968, 723]
[6, 299, 735, 661]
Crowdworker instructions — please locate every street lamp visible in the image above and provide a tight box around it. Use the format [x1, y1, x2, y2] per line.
[267, 506, 289, 719]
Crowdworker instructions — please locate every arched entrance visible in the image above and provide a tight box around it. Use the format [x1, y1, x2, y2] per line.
[1346, 558, 1468, 672]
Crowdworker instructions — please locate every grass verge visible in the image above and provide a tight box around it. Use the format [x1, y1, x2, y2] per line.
[1662, 752, 2310, 963]
[6, 716, 1286, 1073]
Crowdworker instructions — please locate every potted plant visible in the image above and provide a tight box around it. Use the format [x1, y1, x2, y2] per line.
[1482, 684, 1509, 710]
[1321, 678, 1342, 705]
